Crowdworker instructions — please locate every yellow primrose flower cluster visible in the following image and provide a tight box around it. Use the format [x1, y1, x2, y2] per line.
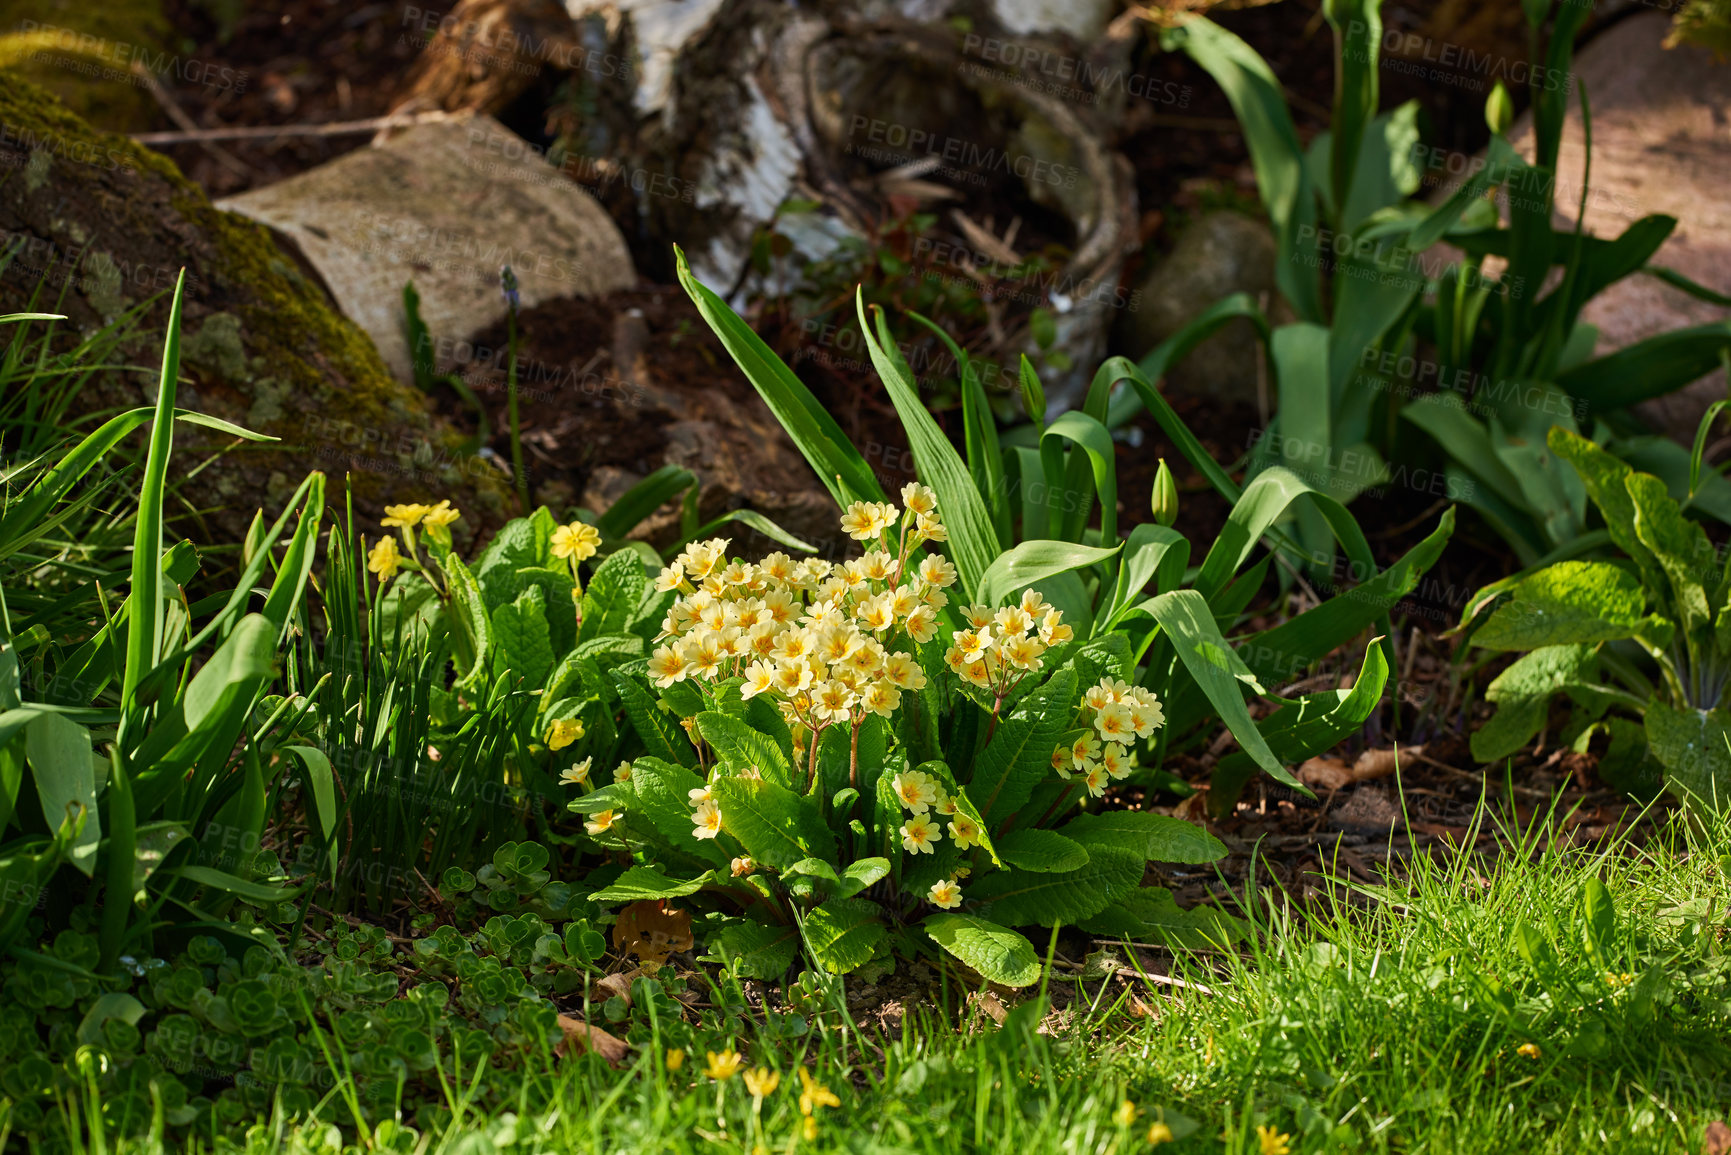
[648, 485, 955, 752]
[943, 589, 1073, 697]
[368, 499, 462, 583]
[888, 768, 983, 860]
[1051, 677, 1166, 798]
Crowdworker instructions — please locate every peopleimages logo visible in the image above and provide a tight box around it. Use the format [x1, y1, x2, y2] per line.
[958, 34, 1192, 108]
[1345, 21, 1575, 94]
[846, 116, 1080, 190]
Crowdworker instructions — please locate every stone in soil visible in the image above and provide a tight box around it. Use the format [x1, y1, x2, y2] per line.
[1114, 210, 1277, 409]
[218, 113, 636, 383]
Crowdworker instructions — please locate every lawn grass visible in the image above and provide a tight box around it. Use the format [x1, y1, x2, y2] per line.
[44, 794, 1728, 1155]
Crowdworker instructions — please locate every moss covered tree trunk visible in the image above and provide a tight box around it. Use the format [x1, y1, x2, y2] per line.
[0, 72, 509, 541]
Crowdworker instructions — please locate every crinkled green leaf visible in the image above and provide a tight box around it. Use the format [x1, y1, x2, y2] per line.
[924, 914, 1040, 987]
[974, 845, 1144, 928]
[1060, 811, 1226, 865]
[1474, 561, 1650, 651]
[804, 897, 886, 974]
[712, 776, 834, 871]
[994, 828, 1090, 873]
[588, 866, 709, 904]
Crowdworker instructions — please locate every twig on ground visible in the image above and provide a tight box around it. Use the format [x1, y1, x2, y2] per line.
[130, 61, 255, 178]
[131, 110, 463, 145]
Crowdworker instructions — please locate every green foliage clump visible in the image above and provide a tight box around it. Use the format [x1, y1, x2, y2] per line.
[1461, 426, 1731, 807]
[1155, 0, 1731, 565]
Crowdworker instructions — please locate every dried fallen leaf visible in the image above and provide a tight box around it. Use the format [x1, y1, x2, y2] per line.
[1705, 1121, 1731, 1155]
[1298, 756, 1353, 791]
[554, 1015, 629, 1065]
[613, 900, 694, 965]
[595, 972, 635, 1007]
[972, 992, 1008, 1025]
[1351, 744, 1423, 782]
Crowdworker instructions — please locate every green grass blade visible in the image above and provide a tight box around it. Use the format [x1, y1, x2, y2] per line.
[1166, 17, 1323, 322]
[674, 247, 884, 508]
[909, 311, 1011, 548]
[1324, 0, 1383, 222]
[1039, 412, 1118, 545]
[856, 292, 999, 599]
[1148, 589, 1305, 793]
[594, 464, 696, 542]
[1557, 323, 1731, 411]
[121, 270, 186, 710]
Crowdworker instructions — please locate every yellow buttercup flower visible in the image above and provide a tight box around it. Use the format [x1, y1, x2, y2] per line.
[423, 500, 461, 529]
[552, 521, 602, 562]
[802, 1116, 818, 1141]
[367, 536, 401, 582]
[1516, 1042, 1541, 1059]
[704, 1049, 743, 1081]
[743, 1067, 780, 1097]
[1114, 1100, 1138, 1127]
[797, 1066, 840, 1115]
[1147, 1121, 1174, 1145]
[546, 717, 584, 751]
[1256, 1125, 1291, 1155]
[381, 503, 429, 528]
[665, 1047, 685, 1071]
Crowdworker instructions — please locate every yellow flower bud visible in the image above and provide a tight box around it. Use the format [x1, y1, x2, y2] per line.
[1151, 459, 1179, 528]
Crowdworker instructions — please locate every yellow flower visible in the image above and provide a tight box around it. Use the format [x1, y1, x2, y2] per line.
[692, 799, 723, 840]
[704, 1049, 743, 1081]
[367, 536, 401, 582]
[381, 503, 429, 528]
[584, 809, 619, 836]
[927, 878, 963, 909]
[1114, 1100, 1138, 1127]
[546, 718, 584, 751]
[802, 1115, 818, 1141]
[1516, 1042, 1541, 1059]
[839, 501, 883, 540]
[559, 757, 592, 786]
[423, 500, 461, 529]
[665, 1047, 685, 1071]
[1256, 1125, 1291, 1155]
[797, 1066, 840, 1115]
[743, 1067, 781, 1097]
[552, 521, 602, 562]
[1147, 1121, 1174, 1145]
[900, 814, 942, 855]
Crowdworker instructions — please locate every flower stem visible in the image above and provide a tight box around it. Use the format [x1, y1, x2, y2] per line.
[505, 305, 529, 511]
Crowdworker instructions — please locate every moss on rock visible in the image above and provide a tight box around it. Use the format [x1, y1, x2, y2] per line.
[0, 0, 167, 131]
[0, 71, 510, 540]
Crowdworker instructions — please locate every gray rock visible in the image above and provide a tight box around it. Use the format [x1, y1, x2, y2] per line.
[1507, 11, 1731, 441]
[218, 114, 636, 382]
[1114, 210, 1276, 407]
